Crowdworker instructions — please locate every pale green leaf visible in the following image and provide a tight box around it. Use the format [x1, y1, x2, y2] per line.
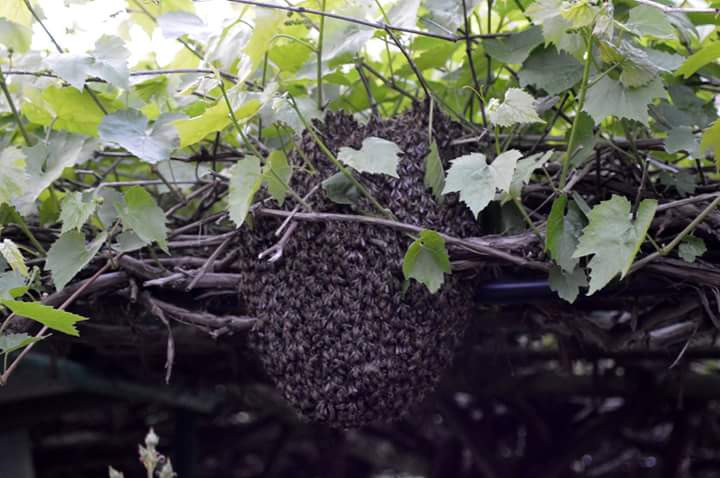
[519, 46, 583, 95]
[402, 230, 450, 293]
[0, 239, 28, 278]
[99, 109, 179, 164]
[560, 0, 597, 28]
[583, 76, 666, 126]
[337, 137, 402, 178]
[546, 197, 585, 272]
[549, 265, 587, 303]
[678, 236, 706, 263]
[484, 26, 544, 64]
[0, 18, 31, 53]
[665, 125, 700, 158]
[488, 88, 545, 127]
[45, 54, 94, 91]
[424, 0, 480, 32]
[443, 150, 521, 217]
[59, 191, 97, 234]
[227, 157, 262, 227]
[0, 0, 32, 27]
[0, 271, 26, 300]
[0, 333, 44, 355]
[573, 196, 657, 295]
[115, 187, 168, 253]
[626, 5, 675, 39]
[0, 147, 27, 207]
[46, 231, 108, 291]
[676, 43, 720, 79]
[424, 139, 445, 201]
[1, 300, 89, 336]
[700, 120, 720, 163]
[508, 150, 553, 199]
[263, 150, 293, 206]
[174, 93, 261, 147]
[322, 172, 361, 205]
[157, 11, 208, 41]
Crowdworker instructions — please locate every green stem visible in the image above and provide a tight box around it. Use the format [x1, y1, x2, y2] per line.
[317, 0, 327, 109]
[0, 69, 32, 145]
[288, 97, 395, 220]
[560, 30, 594, 189]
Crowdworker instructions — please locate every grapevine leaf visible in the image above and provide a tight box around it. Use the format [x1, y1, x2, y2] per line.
[0, 333, 44, 355]
[676, 43, 720, 79]
[157, 11, 208, 41]
[519, 46, 583, 95]
[665, 125, 700, 158]
[115, 187, 168, 253]
[700, 120, 720, 165]
[174, 93, 262, 147]
[46, 231, 108, 291]
[508, 150, 553, 199]
[59, 191, 97, 234]
[626, 6, 675, 39]
[99, 109, 179, 164]
[572, 196, 658, 295]
[0, 0, 32, 27]
[549, 265, 587, 303]
[322, 173, 361, 205]
[402, 230, 450, 294]
[424, 139, 445, 201]
[569, 112, 597, 166]
[488, 88, 544, 127]
[0, 18, 31, 52]
[678, 236, 706, 263]
[526, 0, 583, 56]
[424, 0, 480, 32]
[560, 0, 597, 28]
[583, 76, 666, 126]
[484, 26, 544, 64]
[443, 150, 521, 217]
[263, 150, 293, 206]
[546, 197, 586, 273]
[0, 271, 26, 300]
[227, 157, 262, 228]
[45, 54, 94, 91]
[0, 300, 89, 337]
[337, 137, 402, 178]
[0, 147, 27, 208]
[0, 239, 28, 278]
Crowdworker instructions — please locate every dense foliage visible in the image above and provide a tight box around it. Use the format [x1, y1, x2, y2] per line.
[0, 0, 719, 403]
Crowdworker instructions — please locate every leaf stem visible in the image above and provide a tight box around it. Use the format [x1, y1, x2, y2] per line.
[0, 69, 32, 145]
[559, 29, 594, 189]
[316, 0, 327, 109]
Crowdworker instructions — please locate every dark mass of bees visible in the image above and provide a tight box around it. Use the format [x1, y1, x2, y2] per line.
[236, 108, 483, 427]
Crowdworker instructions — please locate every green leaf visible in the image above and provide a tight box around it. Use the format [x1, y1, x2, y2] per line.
[700, 120, 720, 164]
[548, 265, 587, 303]
[174, 93, 261, 147]
[573, 195, 658, 295]
[0, 333, 45, 355]
[665, 125, 700, 158]
[402, 230, 450, 293]
[322, 172, 361, 205]
[626, 5, 675, 39]
[99, 110, 179, 164]
[443, 150, 522, 217]
[584, 76, 666, 126]
[0, 239, 28, 278]
[227, 157, 262, 228]
[546, 197, 586, 272]
[488, 88, 544, 127]
[678, 236, 706, 263]
[659, 170, 696, 196]
[484, 26, 544, 64]
[508, 150, 553, 199]
[46, 231, 107, 291]
[46, 35, 130, 91]
[0, 271, 26, 300]
[424, 0, 480, 32]
[0, 18, 31, 52]
[337, 137, 402, 178]
[676, 43, 720, 78]
[16, 132, 97, 214]
[59, 191, 97, 234]
[423, 139, 445, 201]
[0, 0, 32, 27]
[519, 46, 583, 95]
[568, 112, 597, 166]
[115, 187, 168, 253]
[263, 150, 292, 206]
[0, 147, 27, 208]
[157, 11, 208, 41]
[22, 86, 121, 136]
[560, 0, 597, 28]
[0, 300, 89, 336]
